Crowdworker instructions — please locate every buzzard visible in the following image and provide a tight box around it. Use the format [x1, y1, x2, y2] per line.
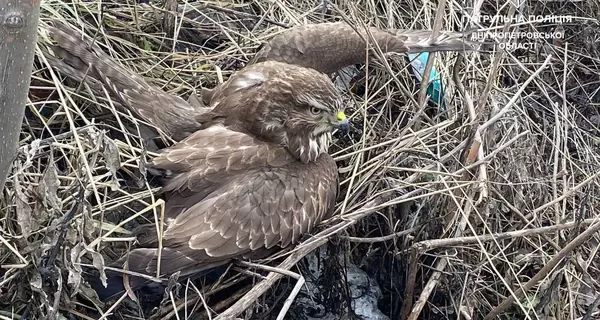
[108, 60, 346, 300]
[45, 21, 474, 300]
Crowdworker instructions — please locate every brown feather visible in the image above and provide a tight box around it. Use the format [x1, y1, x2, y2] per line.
[45, 21, 203, 141]
[250, 22, 476, 74]
[127, 148, 338, 280]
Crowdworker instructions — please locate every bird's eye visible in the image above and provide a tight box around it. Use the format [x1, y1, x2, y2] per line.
[310, 106, 322, 115]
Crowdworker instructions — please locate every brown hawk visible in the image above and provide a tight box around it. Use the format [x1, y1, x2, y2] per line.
[45, 21, 473, 300]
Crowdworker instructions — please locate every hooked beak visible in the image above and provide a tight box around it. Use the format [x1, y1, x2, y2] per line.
[334, 111, 350, 136]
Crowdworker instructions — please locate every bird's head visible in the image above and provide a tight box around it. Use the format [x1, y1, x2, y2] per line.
[206, 61, 350, 163]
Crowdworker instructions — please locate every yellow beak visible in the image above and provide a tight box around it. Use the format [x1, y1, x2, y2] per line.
[334, 111, 350, 135]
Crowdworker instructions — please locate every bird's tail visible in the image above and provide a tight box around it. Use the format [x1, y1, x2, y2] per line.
[391, 29, 479, 53]
[250, 22, 480, 74]
[86, 247, 229, 302]
[40, 21, 203, 142]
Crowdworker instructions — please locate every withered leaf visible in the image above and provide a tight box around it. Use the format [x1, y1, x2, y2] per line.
[89, 250, 108, 288]
[49, 265, 63, 319]
[102, 135, 121, 180]
[575, 254, 599, 314]
[15, 183, 36, 238]
[40, 161, 62, 212]
[68, 243, 85, 289]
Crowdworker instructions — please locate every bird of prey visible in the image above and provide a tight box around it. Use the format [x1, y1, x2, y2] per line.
[44, 21, 474, 300]
[108, 60, 346, 300]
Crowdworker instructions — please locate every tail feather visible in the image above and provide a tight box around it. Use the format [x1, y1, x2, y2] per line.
[391, 29, 477, 52]
[87, 247, 231, 302]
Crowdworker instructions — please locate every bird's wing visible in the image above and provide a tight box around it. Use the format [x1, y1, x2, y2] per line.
[151, 124, 296, 198]
[44, 20, 475, 136]
[250, 22, 476, 74]
[127, 126, 338, 279]
[44, 21, 203, 141]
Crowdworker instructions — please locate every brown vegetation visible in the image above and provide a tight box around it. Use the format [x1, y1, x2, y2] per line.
[1, 0, 599, 319]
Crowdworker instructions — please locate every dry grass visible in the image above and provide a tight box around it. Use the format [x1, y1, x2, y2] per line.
[1, 0, 600, 319]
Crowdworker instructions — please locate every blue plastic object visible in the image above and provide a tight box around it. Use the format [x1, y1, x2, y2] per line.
[407, 52, 446, 111]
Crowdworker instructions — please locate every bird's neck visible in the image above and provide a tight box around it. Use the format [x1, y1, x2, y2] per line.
[287, 133, 332, 163]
